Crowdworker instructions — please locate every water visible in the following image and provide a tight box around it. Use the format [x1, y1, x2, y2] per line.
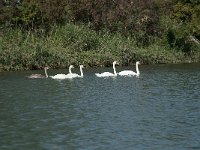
[0, 63, 200, 150]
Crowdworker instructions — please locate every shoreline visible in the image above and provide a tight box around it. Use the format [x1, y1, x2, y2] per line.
[0, 59, 199, 72]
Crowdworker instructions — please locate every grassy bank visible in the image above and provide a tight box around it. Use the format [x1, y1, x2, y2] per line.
[0, 23, 199, 71]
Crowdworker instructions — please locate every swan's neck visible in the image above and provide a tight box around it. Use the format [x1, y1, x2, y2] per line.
[69, 67, 72, 74]
[80, 67, 83, 77]
[113, 64, 117, 75]
[136, 63, 140, 75]
[45, 68, 48, 78]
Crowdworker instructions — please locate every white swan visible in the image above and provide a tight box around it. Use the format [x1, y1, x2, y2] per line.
[27, 67, 49, 78]
[95, 61, 118, 77]
[50, 65, 74, 79]
[118, 61, 140, 76]
[67, 65, 84, 78]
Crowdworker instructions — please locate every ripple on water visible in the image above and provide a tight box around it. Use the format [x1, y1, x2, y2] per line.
[0, 64, 200, 149]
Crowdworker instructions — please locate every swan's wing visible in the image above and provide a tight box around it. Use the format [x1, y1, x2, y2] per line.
[118, 70, 136, 76]
[65, 73, 73, 78]
[95, 72, 115, 77]
[95, 73, 105, 77]
[27, 74, 45, 78]
[70, 73, 80, 78]
[50, 74, 67, 79]
[64, 73, 81, 79]
[95, 73, 101, 77]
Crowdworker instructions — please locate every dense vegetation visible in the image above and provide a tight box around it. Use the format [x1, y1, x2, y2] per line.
[0, 0, 200, 71]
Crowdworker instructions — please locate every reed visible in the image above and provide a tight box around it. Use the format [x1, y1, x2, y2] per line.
[0, 23, 198, 71]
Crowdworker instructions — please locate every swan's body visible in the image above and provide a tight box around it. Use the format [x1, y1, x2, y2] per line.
[67, 65, 84, 78]
[50, 74, 68, 79]
[50, 65, 74, 79]
[95, 61, 118, 77]
[118, 61, 140, 76]
[27, 67, 49, 78]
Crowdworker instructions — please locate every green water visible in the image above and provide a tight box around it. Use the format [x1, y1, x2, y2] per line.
[0, 63, 200, 150]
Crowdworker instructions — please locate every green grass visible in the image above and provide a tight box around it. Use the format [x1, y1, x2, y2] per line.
[0, 23, 199, 71]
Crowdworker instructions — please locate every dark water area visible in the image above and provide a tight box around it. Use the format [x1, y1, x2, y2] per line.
[0, 63, 200, 150]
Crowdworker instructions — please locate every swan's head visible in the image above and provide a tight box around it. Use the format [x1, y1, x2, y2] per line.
[136, 61, 140, 65]
[45, 67, 49, 70]
[113, 61, 119, 65]
[69, 65, 74, 69]
[80, 65, 84, 68]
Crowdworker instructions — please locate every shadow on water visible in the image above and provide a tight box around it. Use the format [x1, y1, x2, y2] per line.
[0, 63, 200, 150]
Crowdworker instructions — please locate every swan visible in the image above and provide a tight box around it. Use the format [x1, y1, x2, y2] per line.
[27, 67, 49, 78]
[118, 61, 140, 76]
[95, 61, 118, 77]
[67, 65, 84, 78]
[50, 65, 74, 79]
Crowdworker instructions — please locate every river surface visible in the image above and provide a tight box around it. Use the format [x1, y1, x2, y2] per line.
[0, 63, 200, 150]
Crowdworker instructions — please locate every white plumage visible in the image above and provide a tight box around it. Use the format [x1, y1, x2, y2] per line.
[95, 61, 118, 77]
[50, 65, 74, 79]
[66, 65, 84, 78]
[118, 61, 140, 76]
